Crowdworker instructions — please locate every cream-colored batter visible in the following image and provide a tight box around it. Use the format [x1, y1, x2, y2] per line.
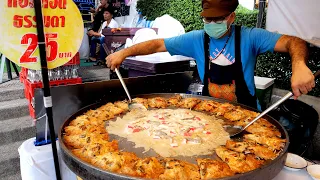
[106, 109, 230, 157]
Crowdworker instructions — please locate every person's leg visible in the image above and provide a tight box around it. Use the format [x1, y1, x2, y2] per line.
[99, 37, 106, 61]
[89, 37, 99, 61]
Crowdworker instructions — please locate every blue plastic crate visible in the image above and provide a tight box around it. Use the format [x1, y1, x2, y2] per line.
[73, 0, 95, 11]
[73, 0, 94, 3]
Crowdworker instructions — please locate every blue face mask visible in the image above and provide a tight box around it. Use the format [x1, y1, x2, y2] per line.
[204, 20, 228, 39]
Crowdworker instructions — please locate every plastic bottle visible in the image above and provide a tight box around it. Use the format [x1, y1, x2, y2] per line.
[186, 69, 204, 96]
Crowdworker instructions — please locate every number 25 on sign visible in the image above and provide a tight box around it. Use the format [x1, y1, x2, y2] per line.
[20, 33, 72, 64]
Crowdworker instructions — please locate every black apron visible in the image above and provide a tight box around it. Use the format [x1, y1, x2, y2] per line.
[202, 25, 257, 109]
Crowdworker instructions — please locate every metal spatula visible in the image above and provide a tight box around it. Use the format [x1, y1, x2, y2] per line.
[114, 68, 147, 110]
[224, 92, 294, 137]
[225, 70, 320, 137]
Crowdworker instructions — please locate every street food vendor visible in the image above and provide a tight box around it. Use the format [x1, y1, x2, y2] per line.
[106, 0, 315, 109]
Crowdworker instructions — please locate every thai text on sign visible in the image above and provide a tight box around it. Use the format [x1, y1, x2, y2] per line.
[10, 0, 66, 29]
[0, 0, 84, 70]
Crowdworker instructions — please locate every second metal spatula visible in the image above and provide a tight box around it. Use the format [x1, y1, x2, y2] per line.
[224, 92, 293, 137]
[225, 70, 320, 137]
[114, 68, 146, 110]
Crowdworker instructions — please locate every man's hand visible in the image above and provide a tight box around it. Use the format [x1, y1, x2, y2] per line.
[89, 7, 96, 13]
[93, 32, 101, 37]
[88, 31, 101, 37]
[291, 63, 315, 98]
[87, 30, 94, 36]
[274, 35, 315, 98]
[106, 51, 125, 70]
[106, 39, 167, 70]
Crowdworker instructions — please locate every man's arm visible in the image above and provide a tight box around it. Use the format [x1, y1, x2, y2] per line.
[106, 39, 167, 70]
[94, 4, 102, 15]
[274, 35, 315, 97]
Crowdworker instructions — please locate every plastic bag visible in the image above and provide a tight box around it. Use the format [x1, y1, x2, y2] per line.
[152, 14, 185, 38]
[78, 27, 90, 60]
[125, 0, 134, 6]
[132, 28, 158, 44]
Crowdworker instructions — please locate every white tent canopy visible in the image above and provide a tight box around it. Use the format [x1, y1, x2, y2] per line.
[266, 0, 320, 47]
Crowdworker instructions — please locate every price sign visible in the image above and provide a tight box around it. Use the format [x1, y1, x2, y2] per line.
[0, 0, 84, 70]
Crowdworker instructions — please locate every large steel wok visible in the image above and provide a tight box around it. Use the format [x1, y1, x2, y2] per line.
[59, 93, 289, 180]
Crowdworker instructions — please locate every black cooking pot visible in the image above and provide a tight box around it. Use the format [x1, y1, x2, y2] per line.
[270, 99, 319, 156]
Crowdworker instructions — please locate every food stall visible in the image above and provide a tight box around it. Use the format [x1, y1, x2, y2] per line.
[32, 73, 289, 180]
[34, 73, 318, 180]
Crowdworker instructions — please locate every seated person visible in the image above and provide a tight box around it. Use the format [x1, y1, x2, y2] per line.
[88, 8, 119, 62]
[88, 0, 112, 35]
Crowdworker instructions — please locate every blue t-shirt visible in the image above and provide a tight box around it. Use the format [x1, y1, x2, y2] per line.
[164, 25, 281, 96]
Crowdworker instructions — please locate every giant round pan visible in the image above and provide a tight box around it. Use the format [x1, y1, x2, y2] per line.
[59, 93, 289, 180]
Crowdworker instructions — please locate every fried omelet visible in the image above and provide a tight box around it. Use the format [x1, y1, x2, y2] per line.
[244, 134, 286, 151]
[148, 97, 168, 108]
[159, 158, 200, 180]
[193, 100, 220, 113]
[197, 159, 234, 179]
[167, 94, 182, 107]
[226, 140, 277, 160]
[178, 98, 201, 109]
[216, 146, 252, 173]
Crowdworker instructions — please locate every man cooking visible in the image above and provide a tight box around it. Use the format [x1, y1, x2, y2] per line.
[106, 0, 315, 109]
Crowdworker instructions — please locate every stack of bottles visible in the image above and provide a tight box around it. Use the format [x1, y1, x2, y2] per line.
[20, 52, 82, 119]
[27, 65, 79, 83]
